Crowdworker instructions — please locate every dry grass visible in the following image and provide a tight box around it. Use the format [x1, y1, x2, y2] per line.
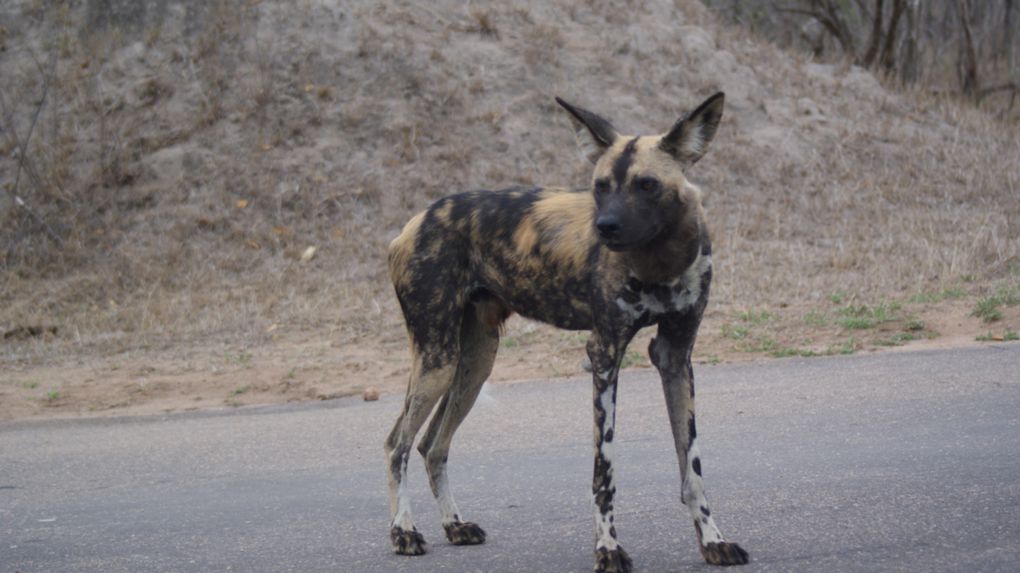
[1, 0, 1017, 382]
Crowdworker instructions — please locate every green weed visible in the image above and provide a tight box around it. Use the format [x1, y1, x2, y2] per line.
[736, 310, 776, 325]
[721, 323, 750, 340]
[976, 330, 1020, 342]
[836, 301, 899, 330]
[904, 317, 925, 331]
[874, 332, 918, 346]
[907, 287, 966, 304]
[827, 337, 858, 355]
[225, 352, 253, 365]
[741, 335, 778, 353]
[803, 311, 828, 327]
[619, 349, 645, 369]
[770, 347, 819, 358]
[973, 284, 1020, 323]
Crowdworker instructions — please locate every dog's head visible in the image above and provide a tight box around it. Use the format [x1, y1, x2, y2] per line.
[555, 93, 724, 252]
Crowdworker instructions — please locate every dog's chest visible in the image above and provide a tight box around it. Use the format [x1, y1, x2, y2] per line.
[613, 255, 710, 322]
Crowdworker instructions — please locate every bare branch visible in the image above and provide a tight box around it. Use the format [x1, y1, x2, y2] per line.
[777, 2, 857, 56]
[0, 50, 64, 247]
[956, 0, 980, 97]
[861, 0, 886, 68]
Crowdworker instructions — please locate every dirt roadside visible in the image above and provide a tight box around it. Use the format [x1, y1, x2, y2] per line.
[2, 296, 1015, 421]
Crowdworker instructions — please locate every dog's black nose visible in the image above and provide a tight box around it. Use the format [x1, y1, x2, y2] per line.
[595, 216, 621, 239]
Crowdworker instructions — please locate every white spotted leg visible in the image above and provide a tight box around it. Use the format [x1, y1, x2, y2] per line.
[587, 333, 634, 573]
[650, 319, 749, 566]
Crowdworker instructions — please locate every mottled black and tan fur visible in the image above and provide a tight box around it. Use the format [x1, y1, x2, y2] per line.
[384, 92, 748, 571]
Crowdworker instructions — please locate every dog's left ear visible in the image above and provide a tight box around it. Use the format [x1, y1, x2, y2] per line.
[659, 92, 725, 167]
[555, 97, 619, 164]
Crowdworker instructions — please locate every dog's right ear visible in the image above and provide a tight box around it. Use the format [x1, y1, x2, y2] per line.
[555, 97, 618, 164]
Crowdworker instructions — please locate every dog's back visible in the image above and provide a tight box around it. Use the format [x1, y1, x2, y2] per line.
[388, 186, 600, 334]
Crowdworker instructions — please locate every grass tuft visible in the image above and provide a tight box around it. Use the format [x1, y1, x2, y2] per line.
[973, 284, 1020, 323]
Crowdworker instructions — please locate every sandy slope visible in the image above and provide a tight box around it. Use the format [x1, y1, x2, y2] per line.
[1, 0, 1017, 420]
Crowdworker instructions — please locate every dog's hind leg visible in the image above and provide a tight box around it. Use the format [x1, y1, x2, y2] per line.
[417, 299, 503, 545]
[649, 317, 748, 566]
[385, 332, 461, 555]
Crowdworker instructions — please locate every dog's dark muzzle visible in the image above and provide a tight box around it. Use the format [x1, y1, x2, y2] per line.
[595, 212, 661, 251]
[595, 214, 622, 241]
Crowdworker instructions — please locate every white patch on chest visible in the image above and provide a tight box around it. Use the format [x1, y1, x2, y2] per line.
[614, 254, 711, 319]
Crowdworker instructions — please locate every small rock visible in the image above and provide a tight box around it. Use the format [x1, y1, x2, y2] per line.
[363, 387, 380, 401]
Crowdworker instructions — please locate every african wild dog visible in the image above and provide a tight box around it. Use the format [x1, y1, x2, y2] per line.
[384, 92, 748, 571]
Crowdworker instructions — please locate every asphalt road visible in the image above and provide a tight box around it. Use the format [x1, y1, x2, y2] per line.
[3, 344, 1019, 572]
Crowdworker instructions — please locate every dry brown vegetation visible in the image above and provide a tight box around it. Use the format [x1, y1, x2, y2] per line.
[1, 0, 1017, 420]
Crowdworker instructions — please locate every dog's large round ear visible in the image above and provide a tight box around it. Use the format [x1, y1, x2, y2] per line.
[555, 97, 619, 164]
[659, 92, 725, 167]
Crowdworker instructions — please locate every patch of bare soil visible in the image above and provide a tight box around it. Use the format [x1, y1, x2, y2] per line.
[3, 294, 1016, 420]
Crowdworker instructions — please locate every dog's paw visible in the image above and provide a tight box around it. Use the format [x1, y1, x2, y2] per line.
[594, 545, 633, 573]
[390, 526, 427, 555]
[444, 521, 487, 545]
[700, 541, 749, 566]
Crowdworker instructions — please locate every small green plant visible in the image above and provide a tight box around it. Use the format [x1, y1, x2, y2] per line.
[976, 330, 1020, 342]
[875, 332, 918, 347]
[22, 380, 39, 389]
[741, 335, 778, 353]
[500, 336, 519, 349]
[973, 297, 1003, 322]
[839, 316, 875, 329]
[904, 317, 925, 331]
[907, 287, 966, 304]
[836, 301, 899, 330]
[232, 385, 250, 396]
[45, 390, 60, 402]
[803, 311, 827, 327]
[829, 291, 848, 304]
[973, 284, 1020, 323]
[721, 323, 750, 340]
[770, 347, 819, 358]
[943, 286, 967, 299]
[873, 301, 901, 321]
[827, 337, 858, 355]
[619, 349, 645, 369]
[736, 310, 775, 325]
[225, 352, 254, 365]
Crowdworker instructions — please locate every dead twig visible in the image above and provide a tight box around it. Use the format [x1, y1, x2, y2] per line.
[0, 50, 64, 248]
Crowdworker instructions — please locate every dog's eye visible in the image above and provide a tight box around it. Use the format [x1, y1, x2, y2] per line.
[636, 178, 661, 193]
[593, 180, 610, 195]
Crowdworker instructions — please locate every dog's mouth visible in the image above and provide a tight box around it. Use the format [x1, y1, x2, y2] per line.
[600, 239, 638, 252]
[598, 226, 663, 252]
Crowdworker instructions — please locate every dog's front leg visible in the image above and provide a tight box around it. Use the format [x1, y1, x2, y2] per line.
[649, 317, 748, 566]
[587, 333, 633, 573]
